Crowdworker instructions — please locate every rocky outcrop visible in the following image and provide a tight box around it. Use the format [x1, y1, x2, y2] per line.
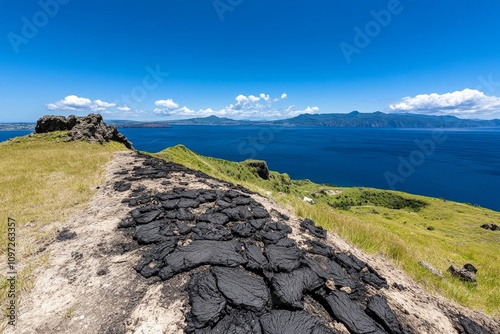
[35, 115, 69, 132]
[418, 260, 443, 278]
[35, 114, 133, 149]
[244, 160, 270, 180]
[448, 265, 477, 284]
[481, 224, 499, 231]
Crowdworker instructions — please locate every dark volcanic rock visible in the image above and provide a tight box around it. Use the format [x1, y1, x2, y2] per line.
[303, 255, 354, 289]
[56, 229, 77, 241]
[260, 310, 335, 334]
[448, 265, 477, 283]
[480, 224, 499, 231]
[35, 115, 70, 133]
[232, 222, 254, 238]
[450, 313, 493, 334]
[362, 270, 389, 290]
[209, 311, 263, 334]
[212, 267, 270, 311]
[192, 222, 233, 241]
[223, 206, 254, 221]
[187, 270, 226, 329]
[134, 210, 161, 224]
[300, 219, 327, 239]
[463, 263, 477, 274]
[70, 114, 133, 149]
[318, 290, 385, 334]
[199, 212, 230, 225]
[134, 221, 168, 245]
[334, 252, 367, 272]
[305, 240, 335, 258]
[366, 295, 403, 334]
[271, 267, 323, 309]
[114, 181, 131, 192]
[245, 243, 268, 271]
[135, 237, 178, 277]
[256, 222, 293, 245]
[265, 244, 303, 273]
[178, 198, 200, 208]
[35, 113, 133, 149]
[159, 240, 247, 280]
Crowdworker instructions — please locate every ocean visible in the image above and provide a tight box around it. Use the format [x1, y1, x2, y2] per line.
[2, 127, 499, 211]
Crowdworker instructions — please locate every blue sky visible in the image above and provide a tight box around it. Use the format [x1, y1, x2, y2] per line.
[1, 0, 500, 122]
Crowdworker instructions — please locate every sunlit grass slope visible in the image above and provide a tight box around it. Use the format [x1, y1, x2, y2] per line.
[0, 132, 127, 319]
[156, 144, 500, 316]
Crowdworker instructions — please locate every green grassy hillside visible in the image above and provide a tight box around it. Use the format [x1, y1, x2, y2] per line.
[156, 145, 500, 316]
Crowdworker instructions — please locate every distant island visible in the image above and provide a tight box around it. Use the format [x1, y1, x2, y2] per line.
[2, 111, 500, 130]
[111, 111, 500, 128]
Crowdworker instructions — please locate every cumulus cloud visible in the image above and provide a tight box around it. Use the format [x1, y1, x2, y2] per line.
[47, 93, 319, 120]
[155, 99, 179, 110]
[153, 93, 318, 120]
[389, 89, 500, 119]
[47, 95, 92, 111]
[47, 95, 123, 112]
[46, 94, 141, 119]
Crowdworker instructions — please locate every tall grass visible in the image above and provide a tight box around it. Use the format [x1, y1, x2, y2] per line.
[0, 132, 126, 320]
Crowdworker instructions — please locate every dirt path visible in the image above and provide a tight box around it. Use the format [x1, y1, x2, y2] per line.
[5, 151, 499, 334]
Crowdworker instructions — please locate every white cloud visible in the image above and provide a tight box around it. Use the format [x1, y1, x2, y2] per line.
[260, 93, 270, 101]
[153, 98, 195, 116]
[304, 106, 320, 113]
[153, 93, 318, 120]
[47, 95, 92, 111]
[155, 98, 179, 110]
[47, 93, 319, 121]
[94, 99, 116, 108]
[389, 89, 500, 119]
[47, 95, 119, 112]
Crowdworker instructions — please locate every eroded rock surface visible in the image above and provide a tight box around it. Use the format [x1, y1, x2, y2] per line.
[35, 113, 133, 149]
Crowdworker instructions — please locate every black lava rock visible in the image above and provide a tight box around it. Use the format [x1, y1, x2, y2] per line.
[212, 267, 270, 312]
[366, 295, 404, 334]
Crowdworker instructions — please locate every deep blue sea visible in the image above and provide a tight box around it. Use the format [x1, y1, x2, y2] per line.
[2, 127, 499, 211]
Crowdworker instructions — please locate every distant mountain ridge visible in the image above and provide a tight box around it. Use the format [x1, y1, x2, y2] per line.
[3, 112, 500, 130]
[108, 111, 500, 128]
[271, 111, 500, 128]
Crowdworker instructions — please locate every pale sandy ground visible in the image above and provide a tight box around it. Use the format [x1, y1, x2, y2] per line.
[3, 151, 499, 333]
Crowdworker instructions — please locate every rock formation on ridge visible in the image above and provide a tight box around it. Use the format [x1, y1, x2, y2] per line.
[35, 113, 133, 149]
